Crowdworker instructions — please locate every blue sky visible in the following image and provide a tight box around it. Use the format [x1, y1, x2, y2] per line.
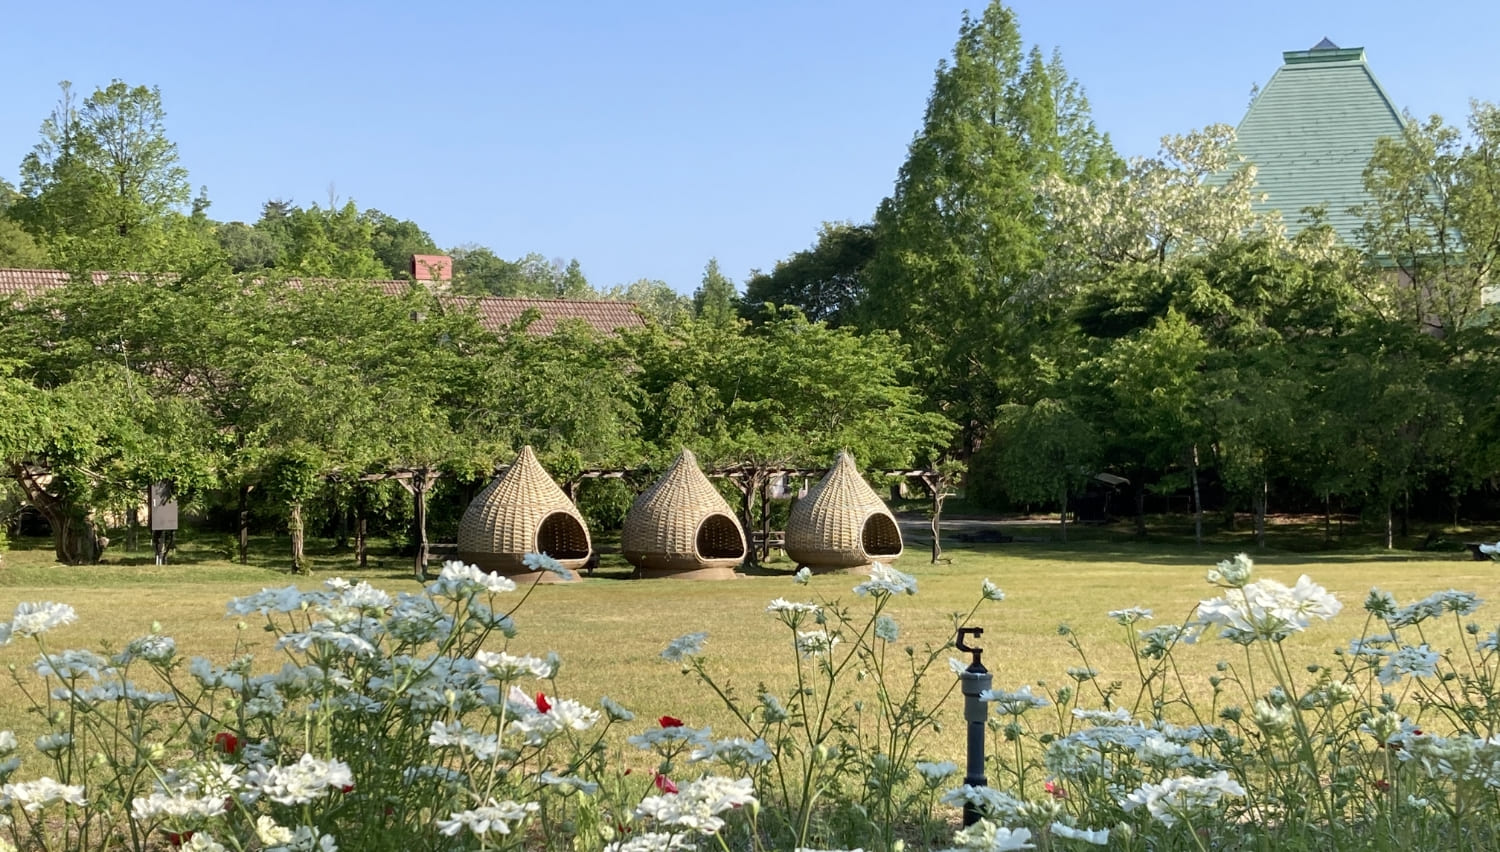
[2, 1, 1495, 293]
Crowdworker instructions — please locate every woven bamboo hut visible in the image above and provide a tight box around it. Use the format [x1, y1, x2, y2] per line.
[621, 449, 746, 579]
[456, 446, 590, 582]
[786, 451, 903, 571]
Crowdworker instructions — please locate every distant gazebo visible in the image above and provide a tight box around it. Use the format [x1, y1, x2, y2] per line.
[621, 449, 746, 580]
[456, 446, 591, 582]
[786, 451, 903, 572]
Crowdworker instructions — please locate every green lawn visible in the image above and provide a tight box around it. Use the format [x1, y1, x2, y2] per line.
[2, 526, 1497, 763]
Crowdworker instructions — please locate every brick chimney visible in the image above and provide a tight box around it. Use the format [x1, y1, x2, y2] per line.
[410, 254, 453, 282]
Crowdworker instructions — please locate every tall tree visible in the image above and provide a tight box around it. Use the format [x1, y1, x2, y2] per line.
[1359, 102, 1500, 338]
[692, 258, 739, 326]
[362, 208, 439, 279]
[13, 80, 211, 271]
[862, 2, 1116, 450]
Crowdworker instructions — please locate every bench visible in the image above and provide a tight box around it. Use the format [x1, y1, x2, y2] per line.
[751, 531, 786, 555]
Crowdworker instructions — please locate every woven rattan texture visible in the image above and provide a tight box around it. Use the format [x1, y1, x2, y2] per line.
[457, 446, 592, 574]
[621, 449, 746, 574]
[785, 451, 904, 569]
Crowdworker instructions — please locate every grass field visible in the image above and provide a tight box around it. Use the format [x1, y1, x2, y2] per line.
[2, 521, 1498, 764]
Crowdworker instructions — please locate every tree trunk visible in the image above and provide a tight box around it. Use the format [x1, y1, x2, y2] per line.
[1133, 487, 1147, 539]
[238, 485, 252, 565]
[126, 505, 140, 552]
[1385, 503, 1394, 550]
[1191, 445, 1203, 547]
[758, 476, 772, 561]
[924, 473, 947, 564]
[412, 471, 430, 581]
[334, 507, 349, 551]
[289, 501, 306, 574]
[354, 484, 368, 570]
[1323, 494, 1332, 546]
[1400, 490, 1410, 538]
[12, 463, 104, 564]
[1254, 478, 1267, 549]
[734, 470, 764, 567]
[1059, 486, 1069, 543]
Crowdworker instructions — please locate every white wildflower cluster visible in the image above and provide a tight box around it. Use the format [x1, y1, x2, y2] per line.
[795, 629, 841, 658]
[661, 632, 708, 662]
[691, 737, 774, 766]
[1206, 553, 1254, 588]
[1381, 589, 1484, 628]
[940, 785, 1027, 821]
[522, 551, 575, 580]
[853, 562, 918, 597]
[245, 754, 353, 806]
[1388, 730, 1500, 787]
[1045, 719, 1221, 784]
[1193, 569, 1342, 644]
[435, 799, 538, 838]
[1108, 606, 1153, 626]
[980, 685, 1050, 716]
[634, 776, 757, 836]
[116, 633, 177, 665]
[0, 777, 87, 812]
[607, 833, 696, 852]
[1, 602, 77, 642]
[981, 578, 1006, 601]
[33, 648, 112, 680]
[914, 760, 958, 785]
[426, 561, 519, 598]
[628, 725, 714, 750]
[1121, 771, 1246, 826]
[937, 818, 1034, 851]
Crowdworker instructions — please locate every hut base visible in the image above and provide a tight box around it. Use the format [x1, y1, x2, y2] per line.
[635, 565, 741, 581]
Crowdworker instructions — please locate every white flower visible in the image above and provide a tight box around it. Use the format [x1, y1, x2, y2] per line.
[635, 776, 755, 836]
[427, 561, 517, 597]
[1194, 574, 1341, 644]
[130, 791, 229, 820]
[793, 567, 812, 585]
[0, 777, 87, 812]
[854, 562, 917, 597]
[609, 832, 696, 851]
[874, 615, 900, 642]
[227, 586, 313, 616]
[523, 551, 575, 580]
[0, 732, 16, 754]
[767, 598, 822, 615]
[600, 695, 635, 721]
[1379, 644, 1441, 685]
[1479, 542, 1500, 555]
[915, 761, 958, 784]
[1070, 706, 1134, 725]
[1252, 699, 1293, 736]
[329, 579, 392, 611]
[691, 737, 774, 765]
[263, 824, 338, 852]
[34, 733, 71, 755]
[628, 726, 714, 750]
[795, 630, 840, 657]
[661, 632, 708, 662]
[472, 650, 553, 679]
[981, 579, 1005, 601]
[949, 657, 969, 675]
[981, 685, 1050, 715]
[429, 720, 502, 760]
[539, 770, 600, 795]
[256, 816, 294, 846]
[1121, 771, 1245, 826]
[180, 834, 229, 852]
[941, 818, 1034, 850]
[245, 754, 353, 805]
[940, 785, 1026, 820]
[116, 634, 177, 665]
[1050, 822, 1110, 845]
[33, 649, 111, 679]
[1108, 607, 1153, 626]
[435, 799, 538, 838]
[8, 602, 77, 638]
[1206, 553, 1254, 587]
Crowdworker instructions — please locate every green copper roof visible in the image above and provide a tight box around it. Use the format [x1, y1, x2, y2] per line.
[1234, 40, 1407, 246]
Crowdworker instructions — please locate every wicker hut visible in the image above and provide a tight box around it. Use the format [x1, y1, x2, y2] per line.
[786, 451, 903, 571]
[621, 449, 746, 579]
[456, 446, 590, 582]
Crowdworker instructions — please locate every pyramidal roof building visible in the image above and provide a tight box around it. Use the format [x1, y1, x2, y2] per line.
[1235, 38, 1407, 246]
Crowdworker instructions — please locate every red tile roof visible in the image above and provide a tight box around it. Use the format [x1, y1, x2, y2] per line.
[0, 268, 647, 336]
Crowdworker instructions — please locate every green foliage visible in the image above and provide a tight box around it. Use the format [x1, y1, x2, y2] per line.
[743, 222, 875, 326]
[692, 257, 739, 327]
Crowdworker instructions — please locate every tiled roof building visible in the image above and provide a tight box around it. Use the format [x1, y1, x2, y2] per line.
[0, 267, 647, 336]
[1234, 39, 1407, 246]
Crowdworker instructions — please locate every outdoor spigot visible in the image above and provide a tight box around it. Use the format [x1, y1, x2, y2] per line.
[956, 625, 992, 827]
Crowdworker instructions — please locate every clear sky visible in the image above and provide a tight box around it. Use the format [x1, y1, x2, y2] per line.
[2, 1, 1495, 293]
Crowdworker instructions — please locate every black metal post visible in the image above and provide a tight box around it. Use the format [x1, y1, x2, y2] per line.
[956, 626, 992, 827]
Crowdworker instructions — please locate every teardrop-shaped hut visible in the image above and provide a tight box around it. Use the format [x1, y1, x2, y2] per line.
[621, 449, 746, 579]
[786, 451, 903, 571]
[456, 446, 591, 581]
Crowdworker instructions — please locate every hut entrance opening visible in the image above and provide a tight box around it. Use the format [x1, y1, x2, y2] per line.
[862, 514, 902, 558]
[537, 512, 591, 561]
[696, 514, 745, 560]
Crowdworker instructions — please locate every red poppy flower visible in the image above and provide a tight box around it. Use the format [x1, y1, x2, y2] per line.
[1374, 779, 1391, 792]
[341, 783, 356, 794]
[536, 692, 552, 713]
[165, 830, 195, 848]
[653, 773, 678, 794]
[1044, 780, 1067, 800]
[212, 731, 240, 756]
[658, 715, 684, 728]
